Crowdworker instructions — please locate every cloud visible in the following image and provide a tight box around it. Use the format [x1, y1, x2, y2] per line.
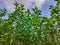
[3, 0, 15, 12]
[3, 0, 46, 12]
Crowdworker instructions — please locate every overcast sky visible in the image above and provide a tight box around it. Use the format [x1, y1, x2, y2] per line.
[0, 0, 56, 17]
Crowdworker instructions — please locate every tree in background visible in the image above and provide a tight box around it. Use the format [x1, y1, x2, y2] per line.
[0, 0, 60, 45]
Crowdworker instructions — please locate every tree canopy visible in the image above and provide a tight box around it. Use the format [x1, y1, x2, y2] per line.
[0, 0, 60, 45]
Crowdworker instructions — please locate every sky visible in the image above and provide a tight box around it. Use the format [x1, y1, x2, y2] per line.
[0, 0, 56, 17]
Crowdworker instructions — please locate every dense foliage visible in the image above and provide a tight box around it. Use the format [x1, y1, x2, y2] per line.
[0, 0, 60, 45]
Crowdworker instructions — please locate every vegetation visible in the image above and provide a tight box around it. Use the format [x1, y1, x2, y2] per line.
[0, 0, 60, 45]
